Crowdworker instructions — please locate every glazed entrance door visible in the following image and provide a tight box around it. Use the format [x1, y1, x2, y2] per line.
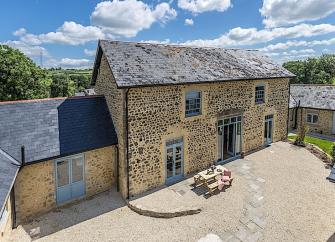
[166, 138, 184, 184]
[55, 155, 85, 204]
[264, 115, 274, 145]
[217, 116, 242, 161]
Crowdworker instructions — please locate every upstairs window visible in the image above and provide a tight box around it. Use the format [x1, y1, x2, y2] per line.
[255, 85, 265, 104]
[307, 113, 318, 124]
[185, 91, 201, 117]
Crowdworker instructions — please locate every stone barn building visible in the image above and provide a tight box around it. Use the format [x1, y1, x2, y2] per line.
[92, 40, 294, 197]
[0, 40, 294, 238]
[289, 84, 335, 137]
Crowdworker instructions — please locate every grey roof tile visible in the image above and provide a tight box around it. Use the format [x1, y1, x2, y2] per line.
[289, 84, 335, 110]
[93, 40, 295, 88]
[0, 96, 117, 164]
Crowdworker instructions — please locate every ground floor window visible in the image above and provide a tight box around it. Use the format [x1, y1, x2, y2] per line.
[55, 154, 85, 204]
[217, 115, 242, 162]
[307, 113, 318, 124]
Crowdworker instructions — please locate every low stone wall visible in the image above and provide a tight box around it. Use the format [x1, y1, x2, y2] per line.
[14, 145, 116, 223]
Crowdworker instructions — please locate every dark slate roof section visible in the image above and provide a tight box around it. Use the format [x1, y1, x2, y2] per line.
[0, 149, 19, 215]
[92, 40, 295, 88]
[0, 96, 117, 164]
[290, 84, 335, 110]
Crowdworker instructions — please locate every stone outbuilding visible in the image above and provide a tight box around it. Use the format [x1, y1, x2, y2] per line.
[92, 40, 295, 198]
[289, 84, 335, 136]
[0, 96, 118, 238]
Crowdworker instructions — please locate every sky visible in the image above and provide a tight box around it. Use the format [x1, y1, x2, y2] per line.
[1, 0, 335, 69]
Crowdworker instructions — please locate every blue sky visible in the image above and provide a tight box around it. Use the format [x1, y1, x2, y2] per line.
[1, 0, 335, 68]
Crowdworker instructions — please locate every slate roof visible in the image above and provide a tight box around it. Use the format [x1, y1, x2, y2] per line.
[92, 40, 295, 88]
[289, 84, 335, 110]
[0, 149, 19, 215]
[0, 96, 117, 165]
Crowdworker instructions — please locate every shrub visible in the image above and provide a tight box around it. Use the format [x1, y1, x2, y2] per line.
[331, 143, 335, 166]
[294, 124, 309, 146]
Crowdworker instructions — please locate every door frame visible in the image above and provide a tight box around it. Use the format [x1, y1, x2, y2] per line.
[264, 115, 274, 145]
[54, 154, 86, 205]
[165, 139, 184, 184]
[217, 115, 243, 163]
[332, 111, 335, 134]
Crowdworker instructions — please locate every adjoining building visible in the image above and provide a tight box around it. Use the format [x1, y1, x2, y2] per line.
[289, 84, 335, 136]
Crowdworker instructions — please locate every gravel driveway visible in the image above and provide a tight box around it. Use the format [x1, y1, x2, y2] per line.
[7, 141, 335, 242]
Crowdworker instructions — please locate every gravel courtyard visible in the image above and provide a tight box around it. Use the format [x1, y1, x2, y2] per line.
[7, 141, 335, 242]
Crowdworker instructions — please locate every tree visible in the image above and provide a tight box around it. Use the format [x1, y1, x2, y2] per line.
[50, 73, 76, 97]
[283, 54, 335, 84]
[0, 45, 52, 101]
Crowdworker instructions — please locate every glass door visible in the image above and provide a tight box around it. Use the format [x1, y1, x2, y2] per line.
[55, 155, 85, 204]
[264, 115, 274, 145]
[166, 138, 184, 184]
[217, 116, 242, 162]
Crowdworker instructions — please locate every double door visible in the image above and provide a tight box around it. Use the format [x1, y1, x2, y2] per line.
[166, 138, 183, 184]
[55, 155, 85, 204]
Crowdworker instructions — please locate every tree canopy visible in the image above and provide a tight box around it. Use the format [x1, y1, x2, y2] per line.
[0, 45, 92, 101]
[283, 54, 335, 84]
[0, 45, 52, 101]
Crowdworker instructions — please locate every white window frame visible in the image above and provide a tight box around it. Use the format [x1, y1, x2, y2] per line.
[255, 84, 265, 104]
[185, 90, 202, 117]
[306, 113, 318, 124]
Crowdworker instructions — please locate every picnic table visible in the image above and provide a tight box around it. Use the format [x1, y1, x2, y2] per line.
[194, 165, 232, 196]
[197, 165, 227, 181]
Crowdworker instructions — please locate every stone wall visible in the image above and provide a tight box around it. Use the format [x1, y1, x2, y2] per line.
[295, 108, 334, 135]
[85, 146, 116, 197]
[94, 54, 128, 198]
[14, 146, 116, 223]
[127, 78, 290, 195]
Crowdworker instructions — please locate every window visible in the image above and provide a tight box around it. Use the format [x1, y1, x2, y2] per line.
[185, 91, 201, 117]
[255, 85, 265, 104]
[307, 113, 318, 124]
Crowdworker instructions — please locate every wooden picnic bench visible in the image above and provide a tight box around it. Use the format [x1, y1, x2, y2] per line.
[194, 165, 233, 195]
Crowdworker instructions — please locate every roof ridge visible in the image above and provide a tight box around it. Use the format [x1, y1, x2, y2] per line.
[99, 39, 259, 52]
[0, 95, 104, 105]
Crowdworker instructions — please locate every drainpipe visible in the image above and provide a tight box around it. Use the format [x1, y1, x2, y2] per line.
[125, 89, 130, 199]
[10, 188, 16, 229]
[287, 84, 291, 138]
[21, 146, 25, 166]
[116, 145, 119, 192]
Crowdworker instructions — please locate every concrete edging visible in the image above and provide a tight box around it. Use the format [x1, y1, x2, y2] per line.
[126, 201, 201, 218]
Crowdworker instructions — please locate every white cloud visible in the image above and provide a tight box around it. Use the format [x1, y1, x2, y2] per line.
[17, 21, 106, 46]
[59, 58, 91, 67]
[13, 28, 27, 36]
[185, 18, 194, 26]
[260, 0, 335, 28]
[260, 37, 335, 52]
[2, 40, 49, 58]
[140, 39, 171, 44]
[91, 0, 177, 38]
[178, 0, 231, 14]
[181, 23, 335, 47]
[84, 49, 96, 56]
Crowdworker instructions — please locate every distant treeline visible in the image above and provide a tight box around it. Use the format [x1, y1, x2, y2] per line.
[283, 54, 335, 84]
[0, 45, 92, 101]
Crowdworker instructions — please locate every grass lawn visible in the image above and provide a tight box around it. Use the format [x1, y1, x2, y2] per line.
[288, 135, 334, 155]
